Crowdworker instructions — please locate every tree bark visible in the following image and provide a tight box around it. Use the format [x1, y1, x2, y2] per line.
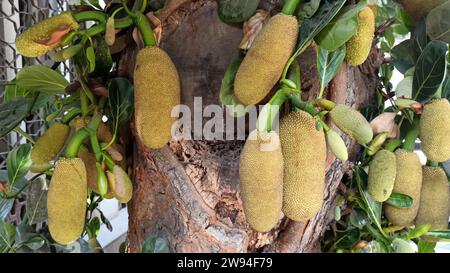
[124, 0, 382, 253]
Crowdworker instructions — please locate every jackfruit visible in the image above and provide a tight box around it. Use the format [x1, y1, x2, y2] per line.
[31, 122, 70, 165]
[329, 104, 373, 145]
[369, 4, 378, 17]
[47, 158, 87, 245]
[396, 0, 446, 20]
[106, 165, 133, 204]
[415, 166, 450, 230]
[16, 13, 79, 57]
[134, 46, 180, 149]
[234, 14, 299, 105]
[419, 99, 450, 163]
[368, 150, 396, 202]
[279, 110, 326, 221]
[239, 130, 283, 232]
[70, 116, 113, 143]
[326, 130, 348, 161]
[78, 150, 100, 194]
[345, 7, 375, 66]
[385, 149, 422, 226]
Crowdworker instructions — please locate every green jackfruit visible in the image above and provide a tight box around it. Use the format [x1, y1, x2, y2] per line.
[329, 104, 373, 145]
[345, 7, 375, 66]
[106, 165, 133, 204]
[415, 166, 450, 230]
[134, 47, 180, 149]
[16, 13, 79, 57]
[279, 111, 326, 221]
[396, 0, 446, 20]
[234, 14, 298, 105]
[368, 150, 396, 202]
[31, 122, 70, 165]
[47, 158, 87, 245]
[70, 116, 113, 143]
[326, 130, 348, 161]
[419, 99, 450, 163]
[385, 149, 422, 226]
[78, 150, 100, 194]
[239, 130, 283, 232]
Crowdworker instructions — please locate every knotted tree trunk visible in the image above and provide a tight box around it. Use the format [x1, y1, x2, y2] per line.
[121, 0, 382, 253]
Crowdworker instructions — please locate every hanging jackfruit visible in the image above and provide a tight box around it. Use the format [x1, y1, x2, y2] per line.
[345, 7, 375, 66]
[329, 104, 373, 145]
[31, 122, 70, 166]
[368, 150, 396, 202]
[279, 110, 326, 221]
[106, 165, 133, 204]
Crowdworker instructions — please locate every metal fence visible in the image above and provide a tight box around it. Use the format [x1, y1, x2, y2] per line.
[0, 0, 74, 168]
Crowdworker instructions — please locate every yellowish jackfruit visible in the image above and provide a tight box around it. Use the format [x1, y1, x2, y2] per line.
[396, 0, 446, 20]
[415, 166, 450, 230]
[419, 99, 450, 163]
[47, 158, 87, 245]
[70, 116, 113, 143]
[385, 149, 422, 226]
[368, 150, 396, 202]
[345, 7, 375, 66]
[78, 150, 100, 194]
[31, 122, 70, 165]
[16, 13, 79, 57]
[134, 47, 180, 149]
[329, 104, 373, 145]
[234, 14, 299, 105]
[279, 110, 326, 221]
[369, 4, 378, 17]
[106, 165, 133, 204]
[239, 130, 283, 232]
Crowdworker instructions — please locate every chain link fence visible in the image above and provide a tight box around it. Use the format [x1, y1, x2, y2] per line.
[0, 0, 74, 168]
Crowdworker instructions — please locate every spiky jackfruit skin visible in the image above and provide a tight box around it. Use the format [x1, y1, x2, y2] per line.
[16, 13, 79, 57]
[345, 7, 375, 66]
[329, 104, 373, 145]
[279, 111, 326, 221]
[368, 150, 396, 202]
[106, 165, 133, 203]
[78, 150, 99, 194]
[31, 122, 70, 164]
[70, 116, 113, 143]
[134, 47, 180, 149]
[47, 158, 87, 245]
[385, 149, 422, 226]
[419, 99, 450, 162]
[239, 130, 283, 232]
[234, 14, 298, 105]
[415, 167, 450, 230]
[396, 0, 446, 20]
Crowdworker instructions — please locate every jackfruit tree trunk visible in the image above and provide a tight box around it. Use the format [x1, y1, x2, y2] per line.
[123, 0, 382, 253]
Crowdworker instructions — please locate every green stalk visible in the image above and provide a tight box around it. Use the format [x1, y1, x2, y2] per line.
[80, 90, 89, 117]
[13, 127, 35, 144]
[426, 160, 439, 168]
[65, 128, 90, 158]
[282, 0, 301, 16]
[60, 108, 81, 125]
[289, 94, 319, 116]
[72, 11, 107, 23]
[102, 152, 116, 171]
[122, 3, 156, 47]
[402, 117, 420, 152]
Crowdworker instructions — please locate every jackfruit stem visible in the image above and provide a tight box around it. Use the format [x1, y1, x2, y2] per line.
[282, 0, 301, 16]
[96, 162, 108, 196]
[426, 160, 439, 168]
[122, 3, 156, 47]
[384, 139, 402, 152]
[402, 117, 419, 152]
[60, 108, 82, 125]
[289, 94, 318, 116]
[102, 152, 115, 171]
[65, 128, 90, 159]
[72, 11, 107, 23]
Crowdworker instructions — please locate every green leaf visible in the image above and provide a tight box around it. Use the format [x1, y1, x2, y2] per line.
[425, 230, 450, 240]
[15, 65, 69, 94]
[3, 79, 31, 102]
[141, 236, 170, 253]
[418, 239, 436, 253]
[314, 2, 367, 52]
[413, 40, 447, 103]
[349, 208, 367, 229]
[426, 1, 450, 43]
[385, 192, 413, 208]
[217, 0, 260, 23]
[219, 59, 248, 117]
[391, 40, 415, 74]
[411, 18, 428, 60]
[0, 219, 16, 253]
[395, 76, 413, 98]
[6, 143, 32, 185]
[334, 228, 360, 249]
[107, 77, 134, 125]
[23, 235, 45, 251]
[407, 224, 431, 240]
[317, 46, 346, 92]
[26, 176, 48, 225]
[0, 198, 13, 221]
[86, 46, 96, 73]
[0, 97, 31, 138]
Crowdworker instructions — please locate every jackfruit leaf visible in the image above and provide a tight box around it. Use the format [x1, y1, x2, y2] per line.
[442, 76, 450, 100]
[0, 198, 13, 221]
[395, 76, 413, 98]
[354, 167, 382, 230]
[297, 0, 321, 20]
[391, 40, 415, 74]
[424, 230, 450, 240]
[334, 228, 360, 249]
[3, 79, 30, 102]
[413, 40, 447, 103]
[97, 208, 113, 232]
[219, 59, 248, 117]
[86, 46, 96, 73]
[86, 217, 101, 239]
[141, 236, 170, 253]
[317, 46, 346, 92]
[411, 18, 428, 60]
[297, 0, 346, 51]
[407, 224, 432, 240]
[26, 176, 48, 225]
[107, 77, 134, 125]
[426, 1, 450, 43]
[15, 65, 69, 94]
[385, 192, 413, 208]
[0, 171, 27, 198]
[6, 143, 32, 186]
[23, 235, 45, 251]
[89, 36, 113, 77]
[0, 219, 15, 253]
[149, 0, 165, 10]
[417, 239, 436, 253]
[349, 209, 367, 229]
[314, 1, 367, 52]
[217, 0, 260, 23]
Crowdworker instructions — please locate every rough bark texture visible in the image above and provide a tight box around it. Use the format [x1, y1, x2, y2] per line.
[125, 0, 382, 253]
